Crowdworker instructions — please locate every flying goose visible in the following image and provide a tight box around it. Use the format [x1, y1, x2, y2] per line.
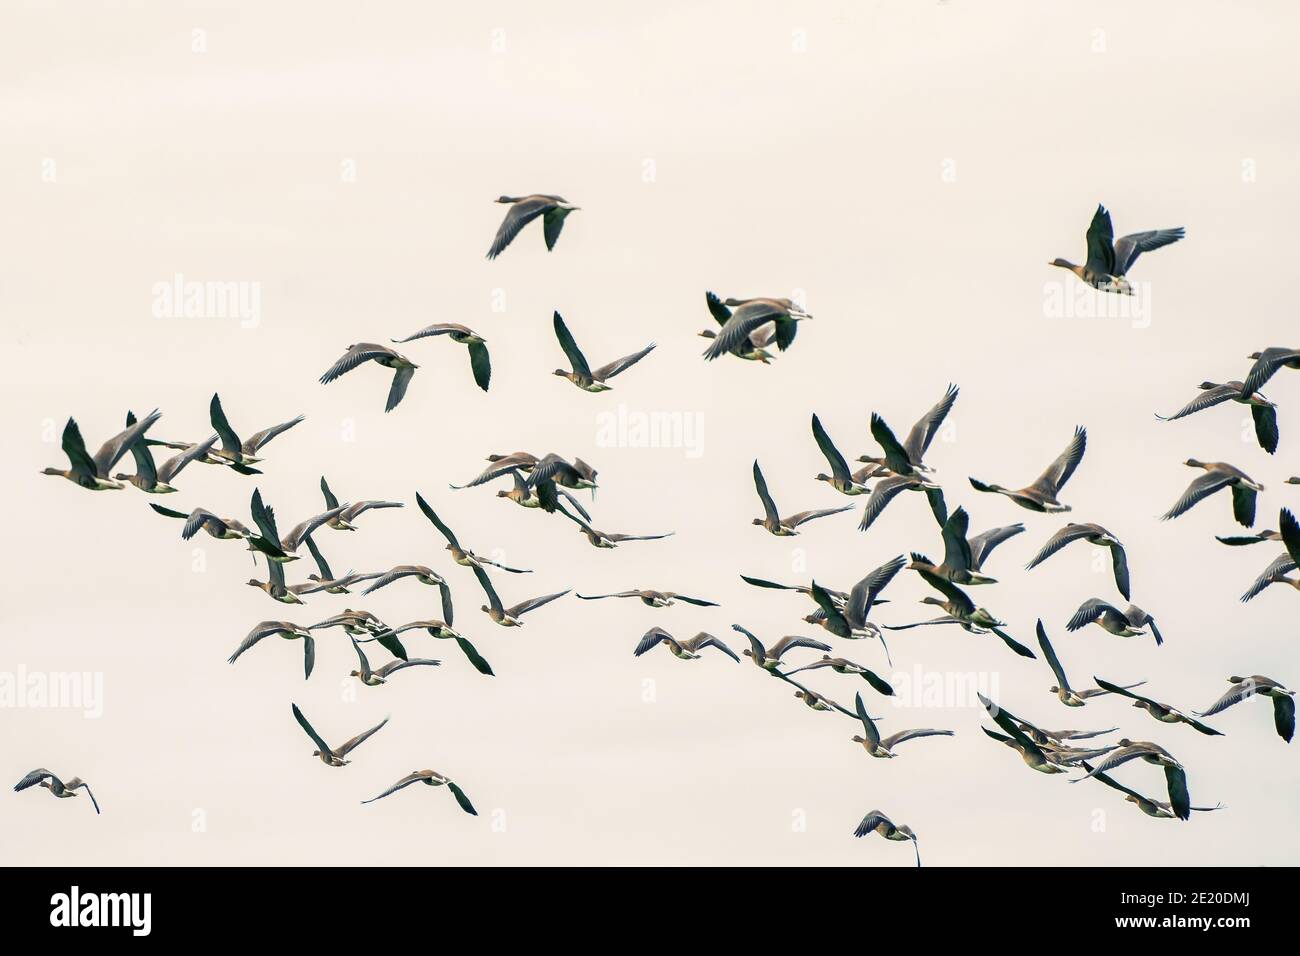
[1240, 508, 1300, 601]
[1066, 599, 1164, 646]
[969, 426, 1086, 513]
[1196, 675, 1294, 743]
[701, 297, 811, 361]
[852, 811, 920, 867]
[209, 393, 305, 471]
[486, 194, 579, 259]
[699, 291, 775, 363]
[228, 621, 318, 679]
[1049, 204, 1184, 295]
[752, 460, 852, 535]
[732, 624, 831, 673]
[908, 507, 1024, 586]
[811, 414, 871, 495]
[1241, 347, 1300, 398]
[391, 323, 491, 392]
[633, 628, 740, 662]
[246, 556, 304, 605]
[310, 610, 409, 661]
[803, 557, 905, 663]
[415, 493, 529, 573]
[117, 414, 217, 493]
[149, 503, 255, 543]
[785, 676, 855, 716]
[850, 692, 951, 757]
[1161, 460, 1263, 527]
[887, 570, 1035, 658]
[1017, 724, 1118, 746]
[579, 590, 718, 608]
[361, 565, 454, 624]
[384, 621, 494, 676]
[555, 501, 672, 548]
[1037, 621, 1144, 707]
[13, 769, 100, 814]
[300, 536, 384, 594]
[978, 693, 1068, 774]
[1157, 381, 1279, 454]
[1217, 529, 1283, 547]
[41, 411, 161, 490]
[1071, 739, 1192, 821]
[550, 311, 655, 392]
[291, 703, 388, 768]
[249, 488, 348, 561]
[1025, 522, 1131, 599]
[362, 770, 477, 814]
[526, 453, 599, 502]
[739, 575, 850, 604]
[470, 565, 568, 626]
[349, 638, 440, 686]
[502, 470, 594, 522]
[318, 477, 403, 530]
[1079, 761, 1222, 820]
[319, 343, 420, 413]
[451, 452, 541, 489]
[858, 384, 959, 475]
[1092, 678, 1222, 736]
[857, 473, 946, 533]
[786, 654, 895, 697]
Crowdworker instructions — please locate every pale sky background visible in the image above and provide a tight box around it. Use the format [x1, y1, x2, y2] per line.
[2, 1, 1297, 866]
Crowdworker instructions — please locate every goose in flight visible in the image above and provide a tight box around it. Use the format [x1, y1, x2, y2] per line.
[556, 502, 672, 548]
[486, 194, 579, 259]
[362, 770, 477, 814]
[732, 624, 831, 673]
[149, 503, 256, 545]
[1241, 346, 1300, 398]
[1196, 675, 1294, 743]
[470, 565, 568, 626]
[13, 769, 100, 814]
[416, 493, 531, 573]
[1049, 204, 1184, 295]
[249, 488, 347, 561]
[348, 638, 440, 686]
[319, 477, 403, 530]
[970, 426, 1086, 513]
[1079, 761, 1222, 820]
[551, 311, 655, 392]
[246, 555, 304, 605]
[310, 610, 409, 662]
[1036, 621, 1144, 707]
[503, 471, 594, 522]
[852, 811, 921, 867]
[857, 473, 946, 533]
[1161, 460, 1263, 527]
[785, 654, 894, 696]
[752, 460, 852, 535]
[361, 565, 454, 624]
[887, 570, 1036, 658]
[384, 621, 494, 676]
[908, 507, 1024, 586]
[319, 343, 420, 413]
[1066, 599, 1164, 646]
[811, 414, 872, 496]
[228, 621, 318, 679]
[701, 297, 811, 361]
[786, 677, 855, 716]
[850, 692, 951, 758]
[1025, 522, 1131, 599]
[1092, 678, 1222, 737]
[525, 453, 599, 506]
[450, 451, 541, 489]
[300, 536, 383, 594]
[291, 704, 388, 768]
[117, 413, 216, 493]
[699, 291, 775, 363]
[1071, 739, 1192, 821]
[41, 411, 161, 490]
[803, 557, 905, 663]
[390, 323, 491, 392]
[578, 590, 718, 608]
[1157, 381, 1279, 454]
[978, 693, 1068, 774]
[633, 628, 740, 662]
[1239, 509, 1300, 602]
[209, 393, 305, 471]
[858, 384, 959, 475]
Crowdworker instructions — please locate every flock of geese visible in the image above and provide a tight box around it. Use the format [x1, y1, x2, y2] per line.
[18, 199, 1300, 868]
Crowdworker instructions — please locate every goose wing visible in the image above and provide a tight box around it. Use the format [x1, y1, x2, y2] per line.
[939, 507, 975, 576]
[542, 207, 569, 251]
[1065, 598, 1121, 631]
[751, 460, 781, 527]
[319, 344, 391, 385]
[123, 412, 158, 485]
[857, 475, 915, 532]
[1161, 471, 1236, 520]
[487, 197, 553, 259]
[208, 394, 243, 456]
[59, 419, 99, 480]
[362, 772, 429, 804]
[1195, 681, 1255, 718]
[391, 323, 458, 343]
[467, 341, 491, 392]
[853, 692, 882, 749]
[1240, 553, 1297, 602]
[93, 409, 161, 476]
[705, 290, 732, 326]
[869, 412, 915, 474]
[1078, 760, 1150, 803]
[506, 590, 570, 618]
[385, 365, 416, 412]
[703, 302, 784, 361]
[685, 633, 740, 662]
[156, 435, 218, 483]
[551, 311, 592, 379]
[731, 623, 766, 662]
[785, 505, 852, 528]
[634, 627, 675, 657]
[1251, 404, 1279, 455]
[881, 728, 954, 749]
[1282, 508, 1300, 567]
[811, 414, 852, 484]
[1113, 227, 1185, 277]
[1083, 204, 1117, 275]
[242, 414, 305, 454]
[1025, 523, 1096, 570]
[14, 769, 59, 792]
[1031, 426, 1087, 495]
[593, 343, 656, 382]
[470, 564, 503, 614]
[1164, 765, 1191, 821]
[1155, 384, 1238, 421]
[1231, 485, 1258, 528]
[846, 555, 906, 625]
[769, 634, 833, 659]
[916, 568, 975, 615]
[291, 704, 333, 754]
[337, 716, 390, 756]
[1274, 695, 1296, 743]
[282, 506, 348, 551]
[1036, 620, 1071, 694]
[453, 637, 494, 676]
[902, 383, 959, 464]
[374, 658, 441, 678]
[853, 810, 893, 839]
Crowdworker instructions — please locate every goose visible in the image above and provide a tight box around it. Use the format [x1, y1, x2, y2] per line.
[850, 692, 951, 757]
[732, 623, 831, 673]
[149, 503, 255, 543]
[1241, 347, 1300, 397]
[1196, 675, 1294, 743]
[117, 414, 217, 493]
[1025, 522, 1131, 599]
[1091, 678, 1222, 736]
[857, 473, 946, 533]
[319, 343, 419, 413]
[1217, 529, 1283, 547]
[1157, 381, 1279, 454]
[228, 621, 317, 679]
[246, 557, 304, 605]
[503, 470, 594, 522]
[1238, 509, 1300, 601]
[384, 621, 494, 676]
[291, 704, 388, 768]
[1037, 621, 1144, 706]
[209, 393, 305, 471]
[41, 411, 161, 490]
[803, 557, 905, 664]
[486, 194, 579, 259]
[1018, 724, 1118, 746]
[786, 677, 854, 716]
[969, 426, 1086, 513]
[470, 565, 568, 626]
[362, 770, 477, 814]
[578, 590, 718, 608]
[450, 452, 541, 489]
[786, 654, 895, 697]
[701, 297, 811, 361]
[739, 575, 851, 605]
[633, 627, 740, 662]
[550, 311, 655, 392]
[978, 693, 1068, 774]
[348, 638, 440, 686]
[415, 493, 530, 573]
[300, 536, 384, 594]
[858, 384, 959, 475]
[699, 291, 775, 363]
[13, 769, 100, 813]
[1071, 739, 1192, 821]
[310, 610, 409, 662]
[1079, 761, 1223, 820]
[752, 459, 852, 535]
[1049, 204, 1184, 295]
[556, 502, 672, 548]
[887, 570, 1035, 658]
[391, 323, 491, 392]
[811, 414, 871, 495]
[908, 507, 1024, 586]
[1066, 599, 1164, 646]
[525, 453, 599, 506]
[360, 565, 454, 624]
[1161, 460, 1263, 527]
[318, 477, 403, 530]
[852, 811, 921, 867]
[249, 488, 348, 561]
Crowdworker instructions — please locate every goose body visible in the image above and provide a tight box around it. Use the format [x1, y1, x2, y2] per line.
[702, 297, 811, 361]
[1161, 459, 1263, 527]
[319, 343, 420, 412]
[486, 194, 579, 259]
[969, 426, 1086, 513]
[13, 769, 101, 814]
